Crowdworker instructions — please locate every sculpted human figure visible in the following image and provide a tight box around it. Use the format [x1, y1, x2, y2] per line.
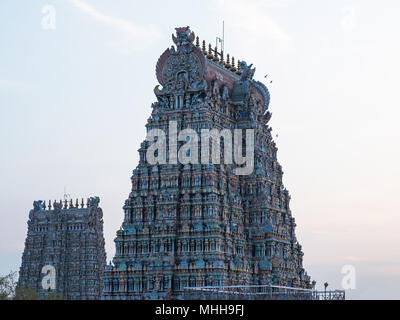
[33, 200, 43, 211]
[239, 61, 256, 81]
[176, 72, 188, 91]
[222, 85, 229, 101]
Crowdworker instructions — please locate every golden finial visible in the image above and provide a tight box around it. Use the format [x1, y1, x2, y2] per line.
[225, 54, 231, 69]
[213, 46, 219, 61]
[236, 59, 242, 75]
[231, 57, 237, 72]
[207, 43, 213, 59]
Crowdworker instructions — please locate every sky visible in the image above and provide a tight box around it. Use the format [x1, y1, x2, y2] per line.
[1, 0, 399, 300]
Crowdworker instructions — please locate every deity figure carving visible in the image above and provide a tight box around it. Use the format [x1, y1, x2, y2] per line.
[88, 196, 100, 208]
[239, 61, 256, 81]
[222, 85, 229, 101]
[33, 200, 43, 211]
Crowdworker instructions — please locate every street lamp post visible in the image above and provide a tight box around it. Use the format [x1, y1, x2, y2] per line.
[324, 282, 329, 300]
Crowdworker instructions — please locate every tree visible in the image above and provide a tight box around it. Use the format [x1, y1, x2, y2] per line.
[0, 271, 17, 300]
[1, 271, 64, 300]
[44, 291, 64, 300]
[14, 286, 40, 300]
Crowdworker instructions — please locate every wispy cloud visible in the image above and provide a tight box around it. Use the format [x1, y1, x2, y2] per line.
[66, 0, 162, 53]
[215, 0, 294, 55]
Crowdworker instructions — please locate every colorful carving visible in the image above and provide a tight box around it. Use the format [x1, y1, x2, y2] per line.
[103, 27, 311, 300]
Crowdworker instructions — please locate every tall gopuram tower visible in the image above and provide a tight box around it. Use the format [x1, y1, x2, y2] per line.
[103, 27, 311, 300]
[18, 197, 106, 300]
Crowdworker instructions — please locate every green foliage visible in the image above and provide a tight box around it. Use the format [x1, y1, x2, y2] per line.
[1, 271, 63, 300]
[44, 291, 64, 300]
[14, 286, 40, 300]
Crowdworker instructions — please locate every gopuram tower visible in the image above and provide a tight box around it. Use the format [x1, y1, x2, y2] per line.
[18, 197, 106, 300]
[103, 27, 311, 300]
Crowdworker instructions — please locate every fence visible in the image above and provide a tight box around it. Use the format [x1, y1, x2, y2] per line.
[183, 285, 345, 300]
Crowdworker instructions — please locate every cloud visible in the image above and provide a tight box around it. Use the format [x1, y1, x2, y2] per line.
[66, 0, 162, 53]
[215, 0, 294, 55]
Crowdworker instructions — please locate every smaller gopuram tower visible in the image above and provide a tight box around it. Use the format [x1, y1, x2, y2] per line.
[18, 197, 106, 300]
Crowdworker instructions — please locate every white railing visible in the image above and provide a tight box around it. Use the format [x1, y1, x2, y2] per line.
[183, 285, 345, 300]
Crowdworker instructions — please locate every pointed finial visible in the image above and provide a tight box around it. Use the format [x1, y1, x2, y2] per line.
[236, 60, 242, 75]
[69, 199, 73, 208]
[196, 36, 199, 47]
[86, 198, 90, 208]
[225, 54, 231, 68]
[75, 198, 79, 208]
[202, 40, 206, 54]
[213, 46, 219, 61]
[231, 57, 237, 72]
[220, 50, 224, 64]
[81, 198, 84, 208]
[207, 43, 213, 59]
[48, 200, 52, 210]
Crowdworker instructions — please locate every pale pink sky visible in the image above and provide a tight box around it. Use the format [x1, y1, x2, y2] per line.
[0, 0, 399, 299]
